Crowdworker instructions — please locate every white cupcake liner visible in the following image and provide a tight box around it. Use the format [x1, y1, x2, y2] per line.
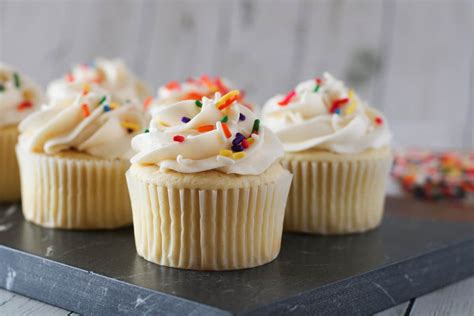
[16, 146, 132, 229]
[0, 126, 21, 202]
[126, 169, 292, 270]
[281, 153, 393, 234]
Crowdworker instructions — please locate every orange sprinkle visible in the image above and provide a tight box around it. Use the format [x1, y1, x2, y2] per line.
[216, 90, 240, 110]
[66, 73, 75, 83]
[81, 104, 90, 117]
[143, 96, 153, 110]
[221, 123, 232, 138]
[165, 80, 181, 90]
[197, 125, 215, 133]
[183, 91, 205, 100]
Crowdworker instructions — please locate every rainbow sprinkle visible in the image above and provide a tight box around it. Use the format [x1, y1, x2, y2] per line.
[181, 116, 191, 123]
[330, 97, 349, 113]
[197, 125, 215, 133]
[98, 96, 107, 105]
[17, 101, 32, 112]
[82, 83, 90, 96]
[195, 100, 203, 108]
[314, 77, 322, 92]
[122, 121, 140, 133]
[278, 90, 296, 106]
[221, 123, 232, 138]
[173, 135, 185, 142]
[165, 81, 180, 90]
[220, 115, 228, 123]
[216, 90, 240, 110]
[345, 89, 357, 115]
[374, 116, 383, 125]
[103, 105, 111, 112]
[232, 152, 246, 160]
[143, 96, 153, 110]
[239, 113, 246, 121]
[219, 149, 233, 157]
[81, 104, 90, 117]
[251, 119, 260, 134]
[13, 73, 20, 88]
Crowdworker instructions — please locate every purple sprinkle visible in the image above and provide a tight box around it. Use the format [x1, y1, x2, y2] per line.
[232, 145, 244, 152]
[181, 116, 191, 123]
[232, 133, 245, 145]
[239, 113, 246, 121]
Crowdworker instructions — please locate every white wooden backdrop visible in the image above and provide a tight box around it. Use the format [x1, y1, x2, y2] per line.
[0, 0, 472, 149]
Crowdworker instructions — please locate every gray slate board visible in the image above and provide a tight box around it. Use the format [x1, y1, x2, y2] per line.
[0, 198, 473, 315]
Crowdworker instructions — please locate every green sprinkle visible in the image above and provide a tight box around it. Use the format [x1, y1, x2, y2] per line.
[144, 128, 149, 133]
[0, 84, 4, 92]
[252, 119, 260, 133]
[13, 73, 20, 88]
[220, 115, 228, 123]
[98, 95, 107, 105]
[195, 100, 202, 108]
[314, 85, 320, 93]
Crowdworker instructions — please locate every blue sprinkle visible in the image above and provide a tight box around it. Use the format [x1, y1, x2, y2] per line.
[181, 116, 191, 123]
[334, 108, 341, 114]
[232, 133, 245, 145]
[103, 105, 111, 112]
[239, 113, 246, 121]
[232, 145, 244, 152]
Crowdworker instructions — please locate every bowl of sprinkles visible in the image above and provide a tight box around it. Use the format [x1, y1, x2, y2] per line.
[392, 149, 474, 203]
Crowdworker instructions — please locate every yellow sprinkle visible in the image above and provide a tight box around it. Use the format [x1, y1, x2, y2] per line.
[82, 83, 90, 95]
[216, 90, 240, 108]
[23, 90, 33, 101]
[219, 149, 233, 158]
[122, 121, 140, 132]
[232, 152, 246, 160]
[159, 121, 170, 127]
[345, 89, 357, 115]
[110, 102, 120, 109]
[247, 137, 255, 145]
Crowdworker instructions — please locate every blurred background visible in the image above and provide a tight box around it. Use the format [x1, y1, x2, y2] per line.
[0, 0, 472, 150]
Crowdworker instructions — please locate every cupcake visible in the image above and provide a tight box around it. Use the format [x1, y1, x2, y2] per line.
[0, 63, 43, 202]
[147, 75, 253, 115]
[16, 89, 148, 229]
[127, 90, 292, 270]
[262, 73, 393, 235]
[47, 58, 150, 106]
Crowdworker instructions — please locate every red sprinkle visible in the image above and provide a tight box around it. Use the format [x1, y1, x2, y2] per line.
[81, 104, 90, 117]
[173, 135, 185, 142]
[143, 96, 153, 110]
[17, 101, 32, 112]
[375, 116, 384, 125]
[315, 77, 322, 85]
[242, 138, 249, 149]
[278, 90, 296, 106]
[165, 81, 180, 90]
[66, 73, 75, 82]
[330, 97, 349, 113]
[221, 123, 232, 138]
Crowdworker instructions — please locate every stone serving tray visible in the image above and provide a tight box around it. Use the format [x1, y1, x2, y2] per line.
[0, 197, 473, 315]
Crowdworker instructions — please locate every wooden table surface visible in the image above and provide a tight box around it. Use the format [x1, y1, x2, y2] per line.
[1, 275, 473, 315]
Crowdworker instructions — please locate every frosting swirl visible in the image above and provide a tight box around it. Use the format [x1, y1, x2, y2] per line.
[131, 91, 283, 175]
[0, 63, 43, 128]
[262, 72, 391, 154]
[19, 91, 148, 160]
[47, 58, 150, 107]
[149, 76, 252, 115]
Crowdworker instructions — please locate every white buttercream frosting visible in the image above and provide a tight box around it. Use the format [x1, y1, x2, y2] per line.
[132, 91, 282, 175]
[47, 58, 150, 107]
[149, 76, 252, 115]
[19, 91, 148, 160]
[0, 63, 43, 128]
[262, 72, 391, 154]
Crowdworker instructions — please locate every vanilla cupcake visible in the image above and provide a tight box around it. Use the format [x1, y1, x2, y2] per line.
[148, 75, 253, 115]
[127, 90, 292, 270]
[17, 90, 148, 229]
[263, 73, 393, 235]
[0, 63, 43, 202]
[47, 58, 150, 106]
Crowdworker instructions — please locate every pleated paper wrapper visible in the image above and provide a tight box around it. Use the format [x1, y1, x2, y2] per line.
[0, 126, 21, 202]
[281, 151, 393, 235]
[126, 169, 293, 271]
[16, 146, 132, 229]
